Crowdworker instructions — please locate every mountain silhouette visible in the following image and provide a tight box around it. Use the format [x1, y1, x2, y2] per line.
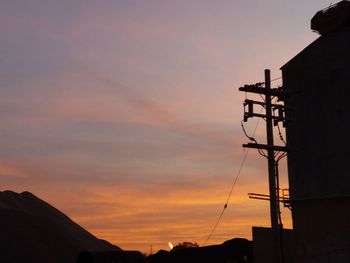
[0, 190, 122, 263]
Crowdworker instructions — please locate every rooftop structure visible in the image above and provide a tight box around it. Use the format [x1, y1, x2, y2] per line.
[311, 0, 350, 35]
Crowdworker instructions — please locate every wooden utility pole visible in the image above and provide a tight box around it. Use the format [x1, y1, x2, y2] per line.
[239, 69, 287, 263]
[265, 69, 283, 263]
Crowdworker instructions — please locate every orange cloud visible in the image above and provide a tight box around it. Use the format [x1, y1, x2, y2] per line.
[30, 176, 292, 253]
[0, 164, 26, 178]
[33, 68, 241, 148]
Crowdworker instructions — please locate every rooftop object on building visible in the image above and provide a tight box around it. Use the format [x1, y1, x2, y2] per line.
[311, 0, 350, 35]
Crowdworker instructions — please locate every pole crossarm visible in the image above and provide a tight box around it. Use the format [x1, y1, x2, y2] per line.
[248, 193, 270, 201]
[243, 99, 288, 124]
[239, 85, 285, 98]
[244, 112, 285, 122]
[244, 99, 283, 108]
[248, 192, 291, 206]
[243, 143, 288, 152]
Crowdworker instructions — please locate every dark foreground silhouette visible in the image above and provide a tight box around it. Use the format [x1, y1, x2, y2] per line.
[0, 190, 251, 263]
[0, 190, 144, 263]
[76, 250, 145, 263]
[148, 238, 252, 263]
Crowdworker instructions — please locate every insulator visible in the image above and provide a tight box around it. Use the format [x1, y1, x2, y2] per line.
[248, 102, 253, 115]
[278, 107, 284, 118]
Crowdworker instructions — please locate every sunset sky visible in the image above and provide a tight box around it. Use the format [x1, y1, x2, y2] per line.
[0, 0, 332, 253]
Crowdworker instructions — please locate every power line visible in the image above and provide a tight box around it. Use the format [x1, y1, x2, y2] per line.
[271, 76, 282, 82]
[241, 121, 257, 144]
[203, 74, 283, 245]
[272, 96, 287, 146]
[259, 76, 282, 85]
[203, 114, 261, 245]
[277, 123, 287, 145]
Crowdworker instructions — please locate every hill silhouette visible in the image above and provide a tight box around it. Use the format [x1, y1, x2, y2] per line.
[0, 190, 251, 263]
[148, 238, 252, 263]
[0, 190, 122, 263]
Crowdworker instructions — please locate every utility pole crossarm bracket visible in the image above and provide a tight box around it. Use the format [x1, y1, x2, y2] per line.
[243, 143, 288, 152]
[243, 99, 288, 124]
[239, 85, 285, 98]
[244, 99, 283, 108]
[244, 112, 285, 122]
[248, 192, 291, 206]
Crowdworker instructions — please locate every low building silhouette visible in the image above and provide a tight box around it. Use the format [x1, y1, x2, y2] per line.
[252, 227, 295, 263]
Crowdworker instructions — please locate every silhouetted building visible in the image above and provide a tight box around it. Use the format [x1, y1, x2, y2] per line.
[252, 227, 295, 263]
[282, 1, 350, 262]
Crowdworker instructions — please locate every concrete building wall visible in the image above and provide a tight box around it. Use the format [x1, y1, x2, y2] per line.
[282, 27, 350, 263]
[292, 199, 350, 263]
[252, 227, 295, 263]
[282, 28, 350, 201]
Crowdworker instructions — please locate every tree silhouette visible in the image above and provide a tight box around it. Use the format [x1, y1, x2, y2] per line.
[172, 242, 199, 251]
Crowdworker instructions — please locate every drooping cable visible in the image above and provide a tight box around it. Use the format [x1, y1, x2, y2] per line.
[242, 112, 267, 158]
[271, 76, 282, 82]
[260, 76, 282, 86]
[271, 96, 287, 146]
[277, 123, 287, 145]
[203, 114, 261, 245]
[241, 121, 257, 144]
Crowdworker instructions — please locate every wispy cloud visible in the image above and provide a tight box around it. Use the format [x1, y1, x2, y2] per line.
[0, 0, 305, 253]
[0, 163, 26, 178]
[46, 181, 281, 252]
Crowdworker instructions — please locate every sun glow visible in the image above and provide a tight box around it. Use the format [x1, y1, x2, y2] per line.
[168, 242, 173, 250]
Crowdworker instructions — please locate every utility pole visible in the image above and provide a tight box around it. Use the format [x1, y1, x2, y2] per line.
[239, 69, 287, 263]
[265, 69, 283, 263]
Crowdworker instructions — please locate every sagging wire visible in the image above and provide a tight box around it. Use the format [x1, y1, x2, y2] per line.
[241, 121, 257, 144]
[242, 122, 267, 158]
[276, 151, 287, 162]
[259, 76, 282, 85]
[203, 110, 262, 246]
[271, 76, 282, 82]
[258, 149, 268, 158]
[203, 79, 286, 245]
[272, 95, 287, 146]
[277, 124, 287, 145]
[202, 147, 249, 246]
[241, 107, 267, 158]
